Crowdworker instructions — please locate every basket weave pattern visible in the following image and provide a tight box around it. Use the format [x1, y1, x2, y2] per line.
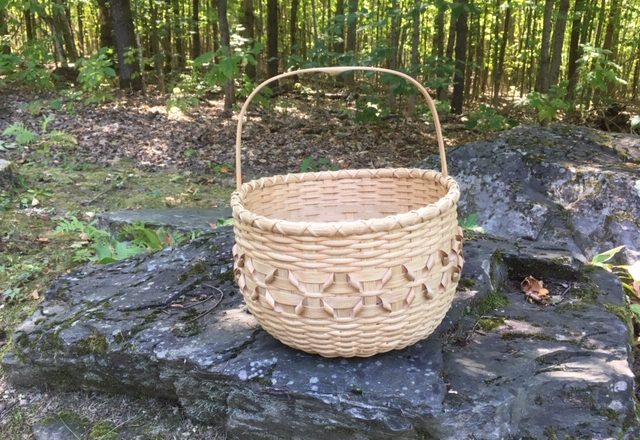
[232, 169, 462, 357]
[231, 67, 463, 357]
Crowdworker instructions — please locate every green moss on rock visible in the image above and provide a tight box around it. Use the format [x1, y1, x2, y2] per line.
[77, 332, 109, 355]
[90, 420, 119, 439]
[469, 290, 509, 316]
[477, 317, 506, 331]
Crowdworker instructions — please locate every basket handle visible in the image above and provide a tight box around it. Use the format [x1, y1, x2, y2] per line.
[235, 66, 448, 191]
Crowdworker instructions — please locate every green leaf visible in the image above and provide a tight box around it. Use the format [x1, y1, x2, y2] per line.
[94, 240, 114, 261]
[590, 246, 625, 267]
[216, 217, 234, 227]
[193, 51, 216, 67]
[217, 57, 237, 80]
[630, 304, 640, 321]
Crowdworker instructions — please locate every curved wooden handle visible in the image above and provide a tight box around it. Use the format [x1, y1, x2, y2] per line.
[235, 66, 448, 190]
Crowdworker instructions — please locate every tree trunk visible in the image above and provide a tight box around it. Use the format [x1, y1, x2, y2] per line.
[0, 8, 10, 54]
[310, 0, 319, 42]
[150, 0, 165, 92]
[41, 13, 66, 64]
[441, 4, 457, 100]
[241, 0, 256, 79]
[603, 0, 621, 56]
[548, 0, 569, 88]
[566, 0, 584, 102]
[343, 0, 358, 85]
[464, 9, 475, 105]
[333, 0, 345, 55]
[445, 7, 456, 60]
[162, 0, 172, 72]
[632, 55, 640, 101]
[290, 0, 299, 57]
[217, 0, 233, 116]
[472, 5, 487, 100]
[267, 0, 278, 79]
[53, 0, 78, 62]
[517, 4, 532, 97]
[346, 0, 358, 53]
[24, 9, 35, 43]
[387, 0, 401, 111]
[76, 4, 85, 55]
[110, 0, 143, 91]
[535, 0, 554, 93]
[407, 0, 421, 116]
[97, 0, 114, 49]
[594, 0, 606, 48]
[492, 1, 511, 103]
[432, 0, 445, 58]
[192, 0, 201, 59]
[172, 0, 184, 68]
[451, 0, 468, 114]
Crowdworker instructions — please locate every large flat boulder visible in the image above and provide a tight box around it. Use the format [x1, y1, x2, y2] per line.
[3, 228, 637, 439]
[421, 124, 640, 262]
[97, 207, 232, 234]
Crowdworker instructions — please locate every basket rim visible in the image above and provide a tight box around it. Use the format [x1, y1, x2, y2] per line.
[230, 168, 460, 237]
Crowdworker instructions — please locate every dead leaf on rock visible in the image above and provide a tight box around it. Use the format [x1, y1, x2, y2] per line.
[521, 275, 550, 304]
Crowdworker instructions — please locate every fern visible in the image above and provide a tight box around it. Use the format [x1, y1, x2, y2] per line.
[40, 114, 55, 132]
[2, 123, 38, 145]
[55, 216, 88, 234]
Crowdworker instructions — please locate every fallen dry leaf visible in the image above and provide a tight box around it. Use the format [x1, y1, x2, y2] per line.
[36, 236, 50, 243]
[30, 290, 40, 300]
[521, 275, 550, 304]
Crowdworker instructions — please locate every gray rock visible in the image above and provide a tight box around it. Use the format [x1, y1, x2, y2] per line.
[0, 159, 16, 189]
[97, 207, 232, 234]
[4, 228, 638, 439]
[420, 124, 640, 262]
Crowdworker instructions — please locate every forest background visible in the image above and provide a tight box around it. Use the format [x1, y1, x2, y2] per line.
[1, 0, 639, 128]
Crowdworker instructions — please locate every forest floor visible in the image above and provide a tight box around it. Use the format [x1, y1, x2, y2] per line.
[0, 88, 491, 439]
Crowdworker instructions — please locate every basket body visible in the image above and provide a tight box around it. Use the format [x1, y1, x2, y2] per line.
[232, 168, 463, 357]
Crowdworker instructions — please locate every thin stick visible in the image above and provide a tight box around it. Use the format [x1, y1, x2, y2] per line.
[59, 417, 82, 440]
[183, 286, 224, 324]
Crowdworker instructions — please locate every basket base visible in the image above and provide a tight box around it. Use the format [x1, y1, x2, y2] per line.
[241, 283, 457, 358]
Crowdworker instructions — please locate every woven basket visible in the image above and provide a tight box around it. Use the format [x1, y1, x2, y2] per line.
[231, 66, 462, 358]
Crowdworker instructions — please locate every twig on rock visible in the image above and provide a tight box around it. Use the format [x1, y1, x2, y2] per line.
[183, 284, 224, 324]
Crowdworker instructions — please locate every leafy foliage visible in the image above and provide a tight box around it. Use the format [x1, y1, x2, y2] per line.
[0, 40, 54, 89]
[1, 116, 77, 151]
[459, 213, 484, 233]
[2, 123, 38, 145]
[55, 217, 188, 264]
[466, 105, 514, 132]
[300, 156, 340, 172]
[518, 84, 570, 124]
[77, 48, 117, 103]
[577, 45, 628, 106]
[590, 246, 640, 302]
